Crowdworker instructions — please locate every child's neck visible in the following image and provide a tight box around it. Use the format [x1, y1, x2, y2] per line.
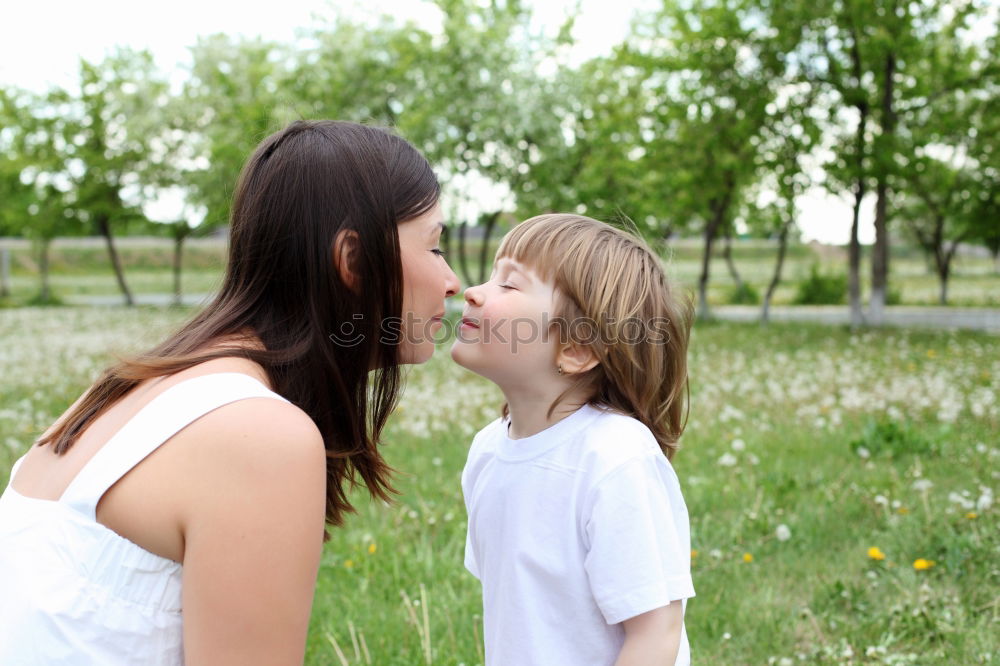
[504, 387, 590, 440]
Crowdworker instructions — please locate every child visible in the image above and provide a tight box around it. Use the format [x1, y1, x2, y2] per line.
[452, 213, 695, 666]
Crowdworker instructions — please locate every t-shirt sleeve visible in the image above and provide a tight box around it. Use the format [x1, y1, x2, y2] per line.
[583, 455, 695, 625]
[462, 435, 482, 580]
[464, 521, 480, 579]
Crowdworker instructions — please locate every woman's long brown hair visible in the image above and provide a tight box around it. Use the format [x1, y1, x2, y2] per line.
[36, 120, 440, 530]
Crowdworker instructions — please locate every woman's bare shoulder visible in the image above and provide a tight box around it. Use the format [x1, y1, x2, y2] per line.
[179, 394, 325, 484]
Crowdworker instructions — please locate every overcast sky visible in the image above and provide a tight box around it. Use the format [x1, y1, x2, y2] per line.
[3, 0, 880, 244]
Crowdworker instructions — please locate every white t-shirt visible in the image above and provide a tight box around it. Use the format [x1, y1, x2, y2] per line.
[462, 403, 695, 666]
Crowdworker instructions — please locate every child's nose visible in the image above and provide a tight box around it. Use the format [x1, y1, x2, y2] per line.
[464, 284, 485, 306]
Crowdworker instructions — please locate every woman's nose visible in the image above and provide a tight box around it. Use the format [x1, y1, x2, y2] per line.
[444, 264, 460, 298]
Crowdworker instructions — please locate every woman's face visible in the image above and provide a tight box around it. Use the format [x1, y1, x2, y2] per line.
[397, 201, 461, 364]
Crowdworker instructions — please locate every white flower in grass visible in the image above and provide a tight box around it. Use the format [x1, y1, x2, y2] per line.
[912, 479, 933, 493]
[977, 487, 994, 512]
[709, 549, 722, 559]
[857, 446, 871, 460]
[718, 452, 738, 467]
[948, 492, 975, 510]
[874, 494, 889, 507]
[775, 524, 791, 542]
[748, 454, 760, 466]
[731, 438, 746, 451]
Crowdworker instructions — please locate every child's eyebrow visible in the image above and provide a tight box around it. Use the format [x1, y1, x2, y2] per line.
[495, 257, 534, 282]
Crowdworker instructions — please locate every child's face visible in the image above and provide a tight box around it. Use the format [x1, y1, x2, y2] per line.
[450, 257, 561, 388]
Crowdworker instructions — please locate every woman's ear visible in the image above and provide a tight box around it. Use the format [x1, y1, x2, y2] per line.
[557, 343, 599, 375]
[333, 229, 361, 291]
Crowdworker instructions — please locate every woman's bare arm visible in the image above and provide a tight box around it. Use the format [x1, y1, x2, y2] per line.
[179, 399, 327, 666]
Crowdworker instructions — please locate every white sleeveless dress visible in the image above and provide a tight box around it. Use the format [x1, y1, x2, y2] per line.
[0, 372, 290, 665]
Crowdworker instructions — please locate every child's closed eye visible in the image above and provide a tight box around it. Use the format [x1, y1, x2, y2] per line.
[499, 284, 516, 290]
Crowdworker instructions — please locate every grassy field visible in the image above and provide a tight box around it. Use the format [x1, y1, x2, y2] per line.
[1, 306, 997, 664]
[1, 236, 998, 307]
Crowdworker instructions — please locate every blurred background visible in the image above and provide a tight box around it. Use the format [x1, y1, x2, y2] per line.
[1, 0, 997, 321]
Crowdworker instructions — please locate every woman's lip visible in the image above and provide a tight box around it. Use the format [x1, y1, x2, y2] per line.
[460, 319, 480, 328]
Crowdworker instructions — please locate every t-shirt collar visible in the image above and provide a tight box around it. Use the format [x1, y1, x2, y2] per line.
[497, 403, 603, 461]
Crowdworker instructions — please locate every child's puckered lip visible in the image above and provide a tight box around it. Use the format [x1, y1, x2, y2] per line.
[460, 316, 481, 329]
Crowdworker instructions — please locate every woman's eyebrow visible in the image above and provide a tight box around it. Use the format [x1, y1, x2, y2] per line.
[427, 222, 446, 237]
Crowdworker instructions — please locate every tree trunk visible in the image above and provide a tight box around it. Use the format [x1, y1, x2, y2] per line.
[38, 237, 52, 303]
[698, 178, 735, 321]
[848, 180, 865, 328]
[477, 211, 501, 285]
[762, 219, 792, 325]
[173, 232, 184, 307]
[870, 48, 897, 326]
[870, 178, 890, 323]
[698, 214, 725, 321]
[457, 222, 473, 287]
[443, 223, 454, 266]
[722, 228, 744, 290]
[0, 246, 10, 298]
[96, 214, 134, 306]
[938, 264, 949, 305]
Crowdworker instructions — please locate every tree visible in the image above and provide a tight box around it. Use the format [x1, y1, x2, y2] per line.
[0, 87, 82, 303]
[802, 0, 999, 323]
[622, 0, 789, 319]
[753, 82, 818, 323]
[181, 35, 298, 230]
[403, 0, 572, 286]
[61, 49, 178, 306]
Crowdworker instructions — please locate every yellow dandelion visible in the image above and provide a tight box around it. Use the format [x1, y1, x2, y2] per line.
[344, 559, 355, 569]
[867, 547, 886, 561]
[913, 558, 935, 571]
[926, 349, 937, 359]
[907, 362, 917, 372]
[896, 506, 909, 515]
[965, 512, 977, 520]
[742, 552, 754, 563]
[691, 549, 699, 559]
[368, 543, 377, 555]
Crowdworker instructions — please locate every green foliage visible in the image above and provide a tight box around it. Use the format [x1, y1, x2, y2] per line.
[849, 417, 937, 459]
[23, 292, 65, 307]
[725, 281, 760, 305]
[1, 0, 999, 311]
[792, 264, 847, 305]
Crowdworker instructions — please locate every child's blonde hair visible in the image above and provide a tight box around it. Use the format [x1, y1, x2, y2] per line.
[496, 213, 693, 459]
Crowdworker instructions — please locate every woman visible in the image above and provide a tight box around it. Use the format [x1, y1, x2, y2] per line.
[0, 120, 460, 665]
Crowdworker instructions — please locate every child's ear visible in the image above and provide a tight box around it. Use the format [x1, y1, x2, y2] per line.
[333, 229, 361, 291]
[557, 343, 599, 375]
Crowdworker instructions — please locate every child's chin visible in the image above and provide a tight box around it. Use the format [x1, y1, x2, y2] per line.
[449, 342, 479, 371]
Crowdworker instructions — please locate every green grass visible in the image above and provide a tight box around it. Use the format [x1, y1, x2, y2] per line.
[1, 308, 998, 664]
[1, 237, 997, 307]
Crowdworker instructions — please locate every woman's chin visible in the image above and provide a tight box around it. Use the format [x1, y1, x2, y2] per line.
[396, 342, 436, 366]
